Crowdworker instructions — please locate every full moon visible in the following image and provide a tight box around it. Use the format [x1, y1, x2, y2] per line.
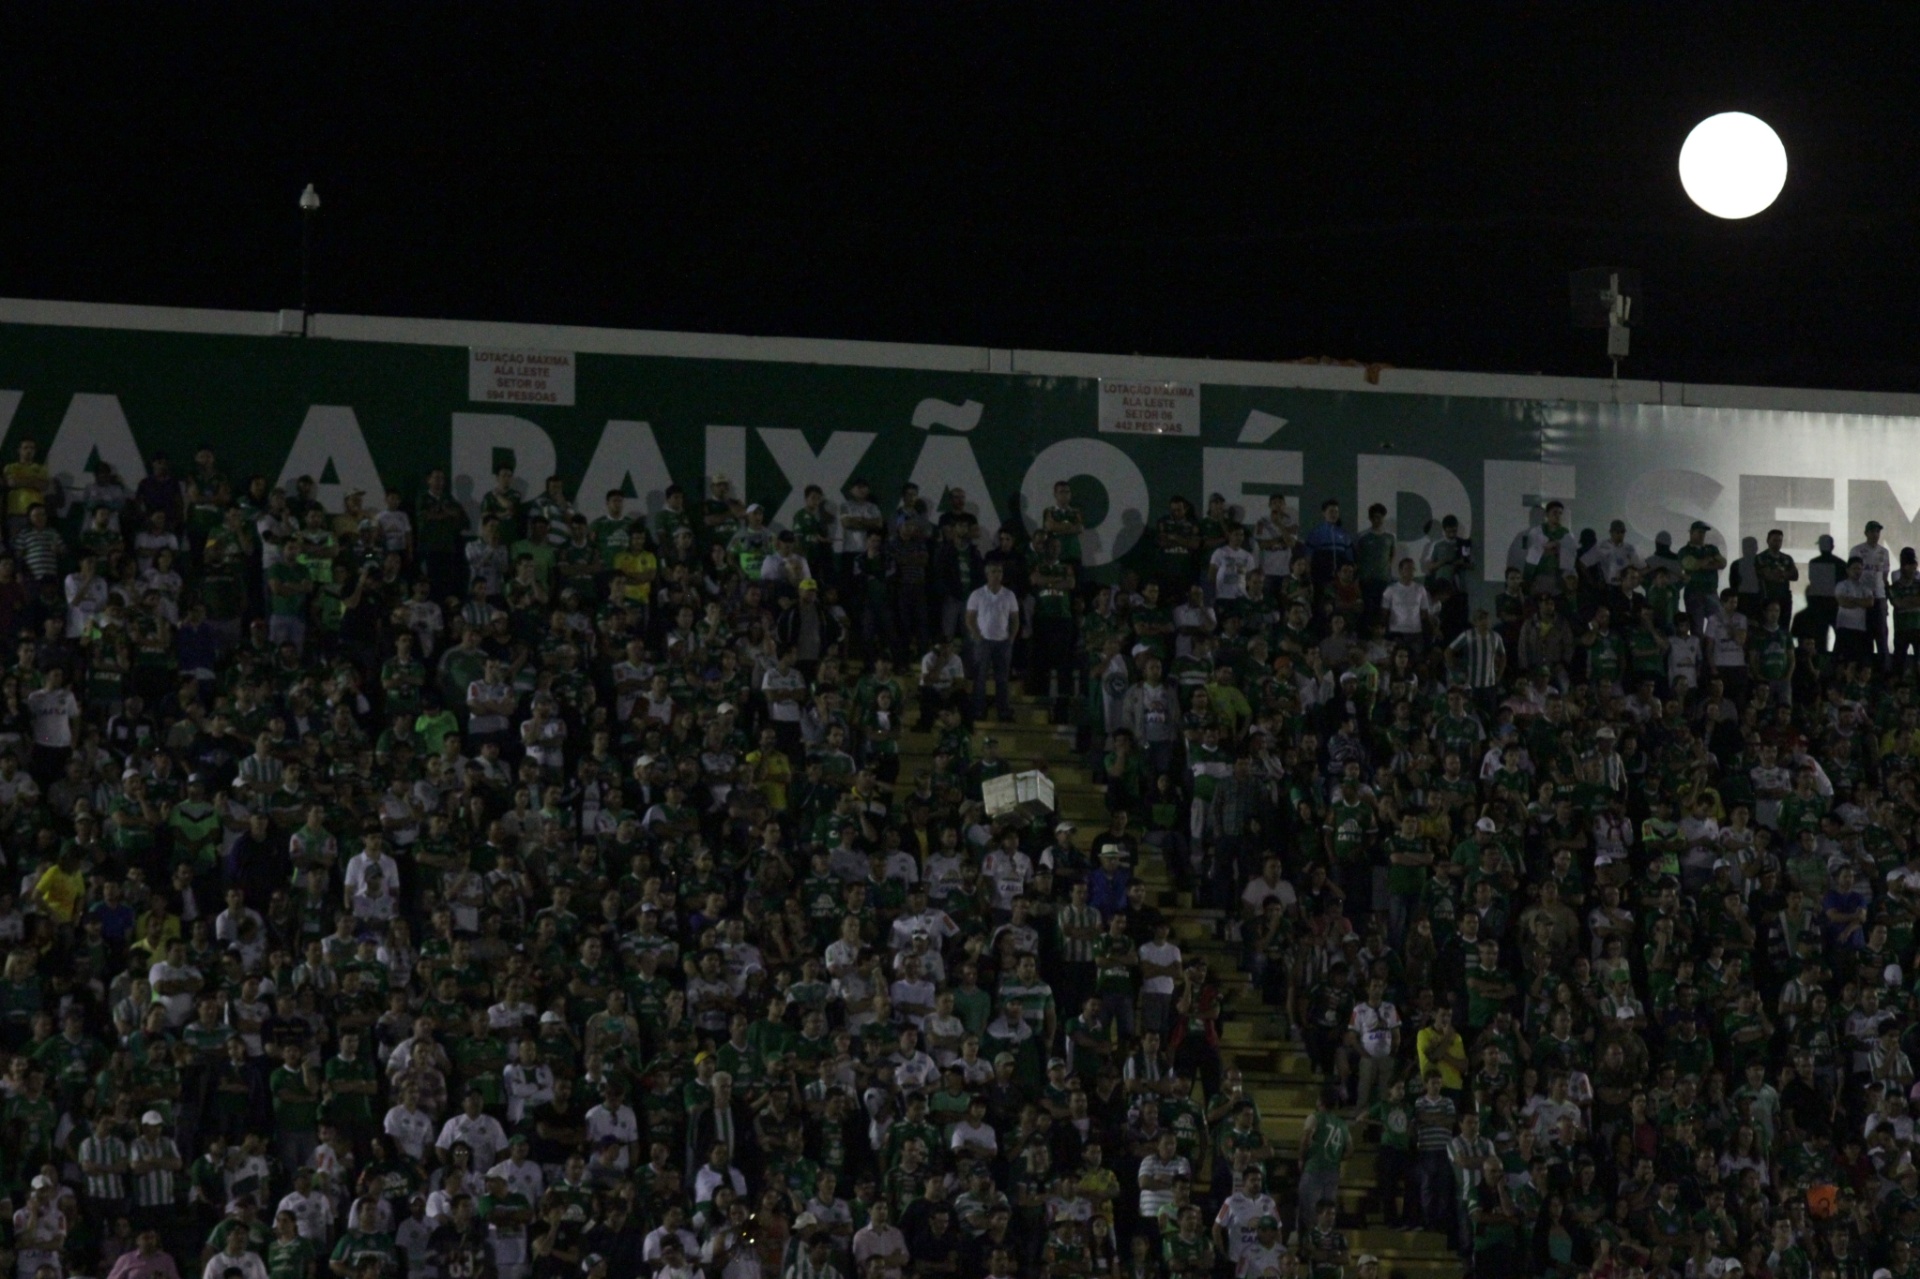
[1678, 112, 1788, 219]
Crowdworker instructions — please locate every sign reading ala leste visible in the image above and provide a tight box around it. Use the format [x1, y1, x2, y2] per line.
[1096, 379, 1200, 436]
[468, 348, 577, 406]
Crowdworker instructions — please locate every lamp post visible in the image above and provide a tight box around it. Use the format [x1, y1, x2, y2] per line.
[298, 183, 321, 337]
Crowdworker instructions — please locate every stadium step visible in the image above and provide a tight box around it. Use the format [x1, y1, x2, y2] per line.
[894, 683, 1465, 1277]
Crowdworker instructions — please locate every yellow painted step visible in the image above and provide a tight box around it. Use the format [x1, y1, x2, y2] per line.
[1253, 1084, 1320, 1113]
[1349, 1230, 1457, 1259]
[1220, 1018, 1291, 1045]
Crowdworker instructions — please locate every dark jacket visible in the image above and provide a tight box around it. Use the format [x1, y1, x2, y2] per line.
[931, 540, 986, 605]
[774, 599, 843, 654]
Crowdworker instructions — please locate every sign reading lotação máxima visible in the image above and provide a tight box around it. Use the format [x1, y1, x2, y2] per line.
[2, 314, 1919, 597]
[468, 348, 576, 406]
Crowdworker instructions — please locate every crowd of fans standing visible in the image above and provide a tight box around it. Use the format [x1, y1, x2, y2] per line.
[0, 429, 1912, 1279]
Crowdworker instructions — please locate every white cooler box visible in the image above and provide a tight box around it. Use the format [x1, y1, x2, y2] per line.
[981, 769, 1056, 822]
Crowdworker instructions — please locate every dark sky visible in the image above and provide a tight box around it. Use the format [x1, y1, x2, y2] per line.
[5, 4, 1919, 390]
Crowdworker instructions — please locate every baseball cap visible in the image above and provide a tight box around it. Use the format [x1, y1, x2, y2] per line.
[1868, 521, 1885, 532]
[799, 579, 819, 591]
[1055, 821, 1076, 833]
[1257, 1215, 1279, 1229]
[30, 1174, 53, 1190]
[1356, 1257, 1380, 1269]
[141, 1110, 164, 1126]
[1475, 817, 1498, 833]
[583, 1256, 607, 1274]
[1690, 520, 1711, 532]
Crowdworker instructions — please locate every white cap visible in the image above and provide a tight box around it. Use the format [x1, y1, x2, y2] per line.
[141, 1110, 165, 1126]
[30, 1174, 52, 1190]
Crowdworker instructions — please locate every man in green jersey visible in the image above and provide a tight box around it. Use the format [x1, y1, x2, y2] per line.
[1295, 1088, 1351, 1230]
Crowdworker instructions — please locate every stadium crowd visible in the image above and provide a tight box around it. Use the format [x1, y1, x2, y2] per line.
[0, 432, 1911, 1279]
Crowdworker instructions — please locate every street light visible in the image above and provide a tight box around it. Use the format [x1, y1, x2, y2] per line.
[298, 183, 321, 336]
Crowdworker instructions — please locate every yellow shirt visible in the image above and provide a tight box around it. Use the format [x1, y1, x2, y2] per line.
[749, 748, 792, 811]
[33, 864, 85, 925]
[1416, 1025, 1468, 1090]
[4, 462, 48, 517]
[612, 549, 657, 603]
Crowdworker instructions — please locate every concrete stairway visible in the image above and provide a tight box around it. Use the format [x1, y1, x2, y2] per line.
[895, 690, 1464, 1279]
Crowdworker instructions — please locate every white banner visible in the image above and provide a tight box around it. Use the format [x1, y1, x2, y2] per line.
[468, 348, 576, 406]
[1097, 379, 1199, 436]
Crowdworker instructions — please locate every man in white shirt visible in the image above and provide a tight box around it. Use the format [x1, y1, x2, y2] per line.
[1254, 494, 1297, 581]
[851, 1199, 909, 1279]
[486, 1133, 545, 1205]
[1240, 857, 1299, 922]
[642, 1207, 702, 1265]
[213, 888, 268, 972]
[435, 1090, 509, 1170]
[501, 1040, 554, 1125]
[691, 1143, 748, 1207]
[948, 1096, 998, 1160]
[1380, 558, 1434, 655]
[1703, 593, 1751, 687]
[149, 939, 204, 1028]
[838, 477, 884, 582]
[464, 659, 516, 750]
[1580, 519, 1643, 585]
[1345, 978, 1403, 1115]
[342, 834, 400, 911]
[584, 1082, 639, 1171]
[1836, 557, 1877, 665]
[917, 639, 966, 731]
[1209, 526, 1258, 603]
[13, 1175, 65, 1279]
[888, 957, 938, 1031]
[383, 1084, 437, 1163]
[1852, 520, 1892, 664]
[888, 889, 959, 952]
[1212, 1168, 1280, 1267]
[760, 649, 807, 749]
[965, 562, 1020, 722]
[276, 1168, 335, 1245]
[1137, 920, 1183, 1035]
[1528, 1074, 1584, 1144]
[201, 1229, 267, 1279]
[25, 667, 79, 778]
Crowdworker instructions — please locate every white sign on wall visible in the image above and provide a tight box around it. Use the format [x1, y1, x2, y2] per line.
[1097, 379, 1200, 436]
[468, 348, 576, 406]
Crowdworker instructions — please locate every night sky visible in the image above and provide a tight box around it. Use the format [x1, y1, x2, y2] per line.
[5, 4, 1919, 390]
